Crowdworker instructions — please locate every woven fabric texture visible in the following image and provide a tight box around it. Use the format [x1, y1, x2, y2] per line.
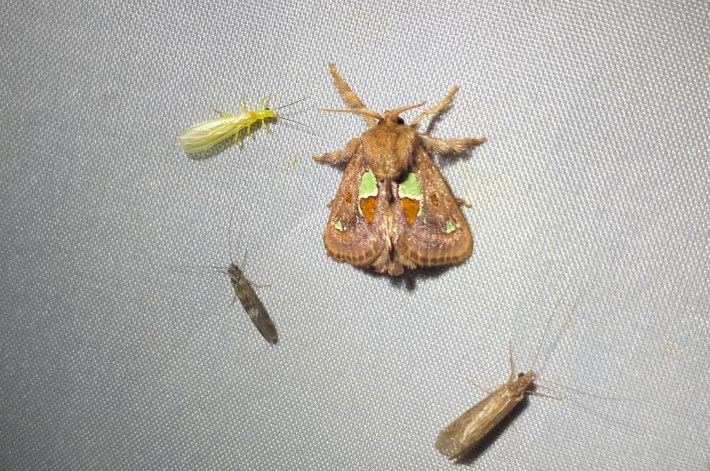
[1, 1, 708, 469]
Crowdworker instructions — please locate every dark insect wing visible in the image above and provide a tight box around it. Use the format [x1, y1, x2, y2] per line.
[227, 264, 278, 343]
[393, 148, 473, 268]
[241, 287, 278, 343]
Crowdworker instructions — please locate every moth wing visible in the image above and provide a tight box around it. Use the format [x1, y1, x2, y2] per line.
[178, 115, 244, 153]
[243, 292, 278, 343]
[393, 148, 473, 268]
[322, 152, 388, 268]
[229, 264, 278, 343]
[435, 383, 522, 461]
[435, 403, 483, 461]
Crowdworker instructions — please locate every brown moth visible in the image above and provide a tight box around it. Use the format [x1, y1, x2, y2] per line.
[224, 261, 278, 344]
[435, 316, 557, 461]
[314, 64, 486, 276]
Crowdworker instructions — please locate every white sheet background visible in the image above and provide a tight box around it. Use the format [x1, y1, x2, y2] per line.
[1, 1, 709, 469]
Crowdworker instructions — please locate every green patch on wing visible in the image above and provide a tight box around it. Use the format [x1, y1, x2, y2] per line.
[358, 170, 378, 199]
[333, 219, 344, 231]
[444, 220, 456, 234]
[398, 172, 422, 200]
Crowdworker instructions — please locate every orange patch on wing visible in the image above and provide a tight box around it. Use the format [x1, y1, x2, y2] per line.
[359, 196, 377, 223]
[334, 230, 350, 240]
[429, 193, 439, 206]
[345, 194, 353, 205]
[401, 197, 420, 224]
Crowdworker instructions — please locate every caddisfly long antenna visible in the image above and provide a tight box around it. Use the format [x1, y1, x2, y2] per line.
[536, 378, 629, 402]
[531, 308, 556, 372]
[531, 279, 576, 371]
[224, 200, 241, 305]
[226, 198, 240, 269]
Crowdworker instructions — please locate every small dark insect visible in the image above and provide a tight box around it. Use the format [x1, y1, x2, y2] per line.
[223, 261, 278, 344]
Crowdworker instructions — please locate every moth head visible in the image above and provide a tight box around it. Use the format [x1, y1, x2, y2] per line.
[518, 370, 536, 386]
[319, 102, 426, 181]
[318, 101, 424, 127]
[358, 102, 425, 181]
[379, 101, 425, 126]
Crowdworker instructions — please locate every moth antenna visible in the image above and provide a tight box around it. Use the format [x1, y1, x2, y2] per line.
[389, 101, 426, 117]
[327, 63, 377, 127]
[410, 85, 458, 128]
[274, 97, 310, 110]
[319, 107, 383, 121]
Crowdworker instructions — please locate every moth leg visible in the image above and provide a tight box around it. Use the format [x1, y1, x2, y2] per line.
[468, 377, 492, 394]
[410, 85, 459, 128]
[313, 148, 348, 165]
[328, 63, 377, 127]
[313, 138, 360, 166]
[420, 135, 487, 155]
